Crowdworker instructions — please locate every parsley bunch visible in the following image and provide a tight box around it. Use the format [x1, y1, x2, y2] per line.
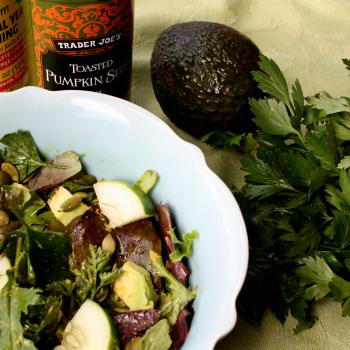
[236, 54, 350, 332]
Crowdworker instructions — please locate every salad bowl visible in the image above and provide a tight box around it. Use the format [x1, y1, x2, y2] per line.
[0, 87, 248, 349]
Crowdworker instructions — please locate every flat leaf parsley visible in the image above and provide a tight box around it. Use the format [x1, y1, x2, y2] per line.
[235, 54, 350, 331]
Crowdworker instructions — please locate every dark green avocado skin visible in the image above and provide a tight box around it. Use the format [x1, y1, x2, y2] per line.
[151, 21, 261, 137]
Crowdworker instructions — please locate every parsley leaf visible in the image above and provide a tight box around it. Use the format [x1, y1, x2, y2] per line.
[297, 256, 335, 301]
[343, 58, 350, 72]
[201, 130, 257, 153]
[48, 245, 120, 305]
[252, 54, 292, 112]
[305, 123, 338, 171]
[325, 170, 350, 210]
[250, 98, 300, 137]
[338, 156, 350, 169]
[333, 210, 350, 249]
[291, 79, 304, 127]
[283, 221, 321, 257]
[241, 152, 298, 199]
[307, 94, 350, 114]
[330, 275, 350, 316]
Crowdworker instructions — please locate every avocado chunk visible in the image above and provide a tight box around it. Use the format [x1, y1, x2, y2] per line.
[151, 21, 261, 137]
[48, 186, 89, 226]
[114, 261, 157, 311]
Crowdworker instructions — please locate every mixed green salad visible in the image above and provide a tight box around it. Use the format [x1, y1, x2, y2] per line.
[0, 130, 198, 350]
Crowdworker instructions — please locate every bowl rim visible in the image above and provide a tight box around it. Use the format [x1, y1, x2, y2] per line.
[1, 86, 249, 348]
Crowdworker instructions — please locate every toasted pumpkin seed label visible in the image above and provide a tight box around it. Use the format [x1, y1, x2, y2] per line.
[59, 196, 82, 212]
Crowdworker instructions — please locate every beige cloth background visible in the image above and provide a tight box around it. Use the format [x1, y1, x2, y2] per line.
[132, 0, 350, 349]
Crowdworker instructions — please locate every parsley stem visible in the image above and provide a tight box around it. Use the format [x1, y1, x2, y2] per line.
[293, 132, 307, 149]
[252, 257, 297, 266]
[320, 248, 350, 256]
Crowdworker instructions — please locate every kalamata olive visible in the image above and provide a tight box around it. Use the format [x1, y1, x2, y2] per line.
[113, 309, 161, 344]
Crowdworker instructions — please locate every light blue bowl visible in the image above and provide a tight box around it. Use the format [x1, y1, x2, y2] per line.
[0, 87, 248, 350]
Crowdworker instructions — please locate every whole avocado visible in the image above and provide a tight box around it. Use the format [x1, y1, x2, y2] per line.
[151, 21, 261, 137]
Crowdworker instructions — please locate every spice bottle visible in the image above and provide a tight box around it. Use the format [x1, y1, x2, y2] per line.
[29, 0, 133, 99]
[0, 0, 29, 92]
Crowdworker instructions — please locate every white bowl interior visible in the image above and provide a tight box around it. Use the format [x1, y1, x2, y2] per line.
[0, 87, 248, 349]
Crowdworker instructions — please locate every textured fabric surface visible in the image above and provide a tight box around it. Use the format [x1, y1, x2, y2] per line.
[132, 1, 350, 349]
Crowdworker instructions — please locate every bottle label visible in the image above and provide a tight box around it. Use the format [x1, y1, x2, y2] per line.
[0, 1, 28, 92]
[30, 0, 133, 98]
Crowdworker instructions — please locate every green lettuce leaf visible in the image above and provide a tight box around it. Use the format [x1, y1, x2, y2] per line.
[0, 130, 57, 182]
[140, 319, 172, 350]
[28, 151, 81, 192]
[168, 228, 198, 262]
[150, 251, 196, 325]
[0, 273, 41, 350]
[0, 184, 46, 228]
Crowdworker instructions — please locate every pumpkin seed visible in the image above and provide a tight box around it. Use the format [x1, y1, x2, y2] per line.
[102, 233, 116, 254]
[0, 221, 20, 235]
[47, 218, 66, 232]
[73, 192, 88, 199]
[0, 210, 10, 226]
[78, 174, 97, 186]
[60, 196, 82, 212]
[1, 163, 19, 182]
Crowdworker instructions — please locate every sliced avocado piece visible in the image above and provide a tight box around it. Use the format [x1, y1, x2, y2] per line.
[125, 337, 142, 350]
[93, 180, 155, 229]
[114, 261, 157, 311]
[48, 186, 89, 226]
[0, 255, 11, 291]
[56, 299, 120, 350]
